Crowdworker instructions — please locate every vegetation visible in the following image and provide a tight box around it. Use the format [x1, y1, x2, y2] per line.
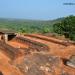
[0, 18, 61, 34]
[0, 15, 75, 41]
[53, 15, 75, 40]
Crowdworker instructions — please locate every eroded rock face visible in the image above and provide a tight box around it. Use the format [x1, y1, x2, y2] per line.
[16, 53, 62, 75]
[67, 55, 75, 68]
[69, 55, 75, 64]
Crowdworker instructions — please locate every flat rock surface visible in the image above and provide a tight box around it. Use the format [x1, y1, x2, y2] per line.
[15, 53, 62, 75]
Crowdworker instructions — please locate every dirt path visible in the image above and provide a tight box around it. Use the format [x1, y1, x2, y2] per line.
[8, 41, 29, 49]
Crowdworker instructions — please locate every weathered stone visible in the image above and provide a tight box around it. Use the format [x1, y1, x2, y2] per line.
[67, 55, 75, 68]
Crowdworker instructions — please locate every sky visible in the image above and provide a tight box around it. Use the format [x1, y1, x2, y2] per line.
[0, 0, 75, 20]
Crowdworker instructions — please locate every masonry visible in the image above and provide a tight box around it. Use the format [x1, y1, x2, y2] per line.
[0, 30, 16, 42]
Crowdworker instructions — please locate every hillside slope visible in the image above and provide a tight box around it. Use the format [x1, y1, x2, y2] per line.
[0, 18, 63, 33]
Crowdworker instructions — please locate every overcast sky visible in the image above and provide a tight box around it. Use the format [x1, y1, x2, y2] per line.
[0, 0, 75, 20]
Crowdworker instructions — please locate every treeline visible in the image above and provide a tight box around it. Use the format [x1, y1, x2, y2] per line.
[0, 18, 60, 34]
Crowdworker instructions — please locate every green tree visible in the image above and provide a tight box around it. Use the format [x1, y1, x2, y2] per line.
[42, 27, 50, 33]
[53, 15, 75, 40]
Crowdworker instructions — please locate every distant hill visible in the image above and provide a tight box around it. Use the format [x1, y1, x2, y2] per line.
[0, 17, 64, 33]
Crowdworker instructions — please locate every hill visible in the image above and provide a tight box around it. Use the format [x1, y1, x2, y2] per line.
[0, 18, 63, 33]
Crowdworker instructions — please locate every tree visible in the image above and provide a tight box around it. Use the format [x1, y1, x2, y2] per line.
[42, 27, 50, 33]
[53, 15, 75, 40]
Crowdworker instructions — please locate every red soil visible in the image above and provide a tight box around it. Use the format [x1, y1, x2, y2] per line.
[0, 34, 75, 75]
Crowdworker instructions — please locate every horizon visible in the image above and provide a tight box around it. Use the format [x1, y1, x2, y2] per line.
[0, 15, 75, 21]
[0, 0, 75, 20]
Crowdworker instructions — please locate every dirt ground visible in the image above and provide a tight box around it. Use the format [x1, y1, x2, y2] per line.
[0, 34, 75, 75]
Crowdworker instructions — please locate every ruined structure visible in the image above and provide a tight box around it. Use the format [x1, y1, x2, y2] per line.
[0, 30, 75, 75]
[0, 30, 16, 42]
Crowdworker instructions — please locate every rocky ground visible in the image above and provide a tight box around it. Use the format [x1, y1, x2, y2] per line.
[0, 34, 75, 75]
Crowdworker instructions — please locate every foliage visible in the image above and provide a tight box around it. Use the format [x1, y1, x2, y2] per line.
[0, 18, 60, 34]
[53, 15, 75, 40]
